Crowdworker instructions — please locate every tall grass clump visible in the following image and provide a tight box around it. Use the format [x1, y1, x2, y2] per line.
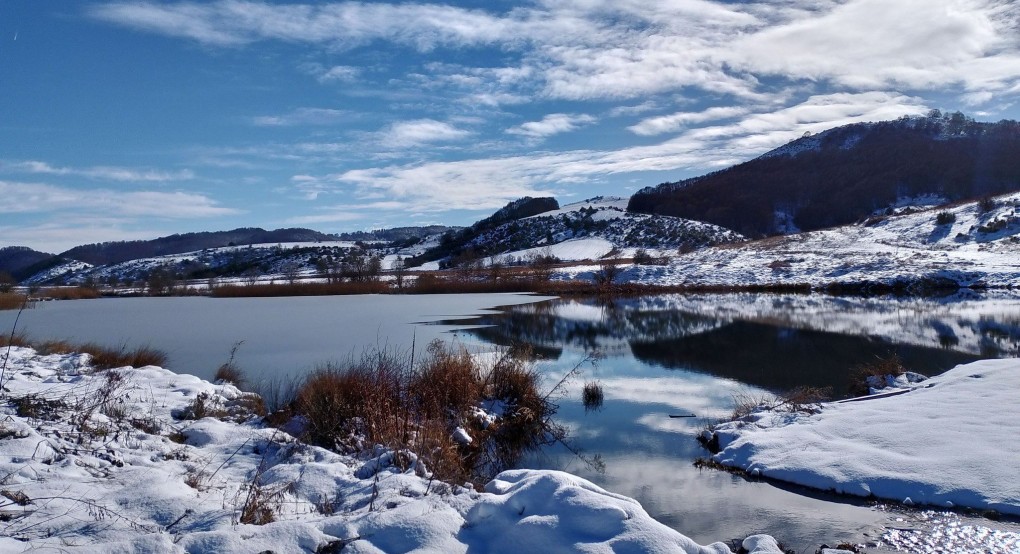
[0, 293, 31, 311]
[283, 341, 564, 485]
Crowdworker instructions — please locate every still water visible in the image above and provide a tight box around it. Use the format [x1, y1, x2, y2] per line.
[439, 292, 1020, 550]
[3, 292, 1019, 550]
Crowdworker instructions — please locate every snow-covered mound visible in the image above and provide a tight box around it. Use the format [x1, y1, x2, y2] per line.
[624, 192, 1020, 289]
[0, 346, 781, 553]
[708, 358, 1020, 515]
[467, 196, 742, 263]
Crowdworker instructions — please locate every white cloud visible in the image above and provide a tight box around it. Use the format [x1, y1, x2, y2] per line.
[92, 0, 1020, 106]
[308, 91, 928, 210]
[3, 160, 195, 182]
[378, 119, 473, 148]
[318, 65, 360, 82]
[628, 106, 750, 136]
[251, 107, 348, 126]
[0, 180, 238, 218]
[506, 113, 596, 139]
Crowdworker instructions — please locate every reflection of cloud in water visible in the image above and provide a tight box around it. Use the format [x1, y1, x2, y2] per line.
[552, 301, 608, 322]
[578, 454, 886, 551]
[602, 376, 766, 421]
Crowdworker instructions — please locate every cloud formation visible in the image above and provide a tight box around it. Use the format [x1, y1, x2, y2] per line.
[378, 119, 473, 148]
[507, 113, 596, 139]
[3, 160, 195, 182]
[0, 180, 238, 218]
[91, 0, 1020, 106]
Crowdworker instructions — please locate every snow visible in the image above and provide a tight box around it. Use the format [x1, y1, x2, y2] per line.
[709, 358, 1020, 516]
[0, 346, 783, 553]
[525, 196, 630, 219]
[621, 192, 1020, 289]
[495, 237, 616, 263]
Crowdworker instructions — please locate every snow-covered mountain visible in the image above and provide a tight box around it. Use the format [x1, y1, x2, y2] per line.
[629, 112, 1020, 236]
[612, 191, 1020, 290]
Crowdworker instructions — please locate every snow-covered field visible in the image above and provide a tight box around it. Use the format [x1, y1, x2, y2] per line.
[708, 358, 1020, 518]
[0, 346, 786, 553]
[620, 192, 1020, 289]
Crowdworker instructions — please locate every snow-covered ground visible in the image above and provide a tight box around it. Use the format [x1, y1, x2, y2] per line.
[619, 192, 1020, 289]
[0, 346, 785, 553]
[708, 358, 1020, 517]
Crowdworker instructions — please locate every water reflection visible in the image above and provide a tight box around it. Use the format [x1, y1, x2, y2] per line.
[436, 293, 1020, 550]
[445, 293, 1020, 397]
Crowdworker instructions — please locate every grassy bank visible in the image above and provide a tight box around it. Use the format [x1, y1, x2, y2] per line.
[210, 275, 813, 298]
[0, 334, 167, 370]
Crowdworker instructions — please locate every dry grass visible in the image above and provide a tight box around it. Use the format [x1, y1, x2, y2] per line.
[213, 342, 246, 387]
[282, 341, 556, 486]
[211, 281, 389, 297]
[0, 334, 167, 371]
[0, 332, 31, 348]
[36, 287, 102, 300]
[0, 293, 31, 311]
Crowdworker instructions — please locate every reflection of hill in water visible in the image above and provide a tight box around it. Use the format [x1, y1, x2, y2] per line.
[629, 321, 979, 397]
[439, 296, 1015, 395]
[446, 300, 723, 358]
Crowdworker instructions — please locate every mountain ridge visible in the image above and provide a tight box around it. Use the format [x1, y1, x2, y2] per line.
[628, 112, 1020, 237]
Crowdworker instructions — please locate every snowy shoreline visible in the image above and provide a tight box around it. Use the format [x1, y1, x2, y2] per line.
[706, 359, 1020, 517]
[0, 346, 789, 553]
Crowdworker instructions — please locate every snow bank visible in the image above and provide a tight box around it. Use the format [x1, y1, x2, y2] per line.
[0, 346, 781, 553]
[710, 359, 1020, 515]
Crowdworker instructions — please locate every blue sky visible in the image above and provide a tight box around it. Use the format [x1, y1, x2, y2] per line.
[3, 0, 1020, 253]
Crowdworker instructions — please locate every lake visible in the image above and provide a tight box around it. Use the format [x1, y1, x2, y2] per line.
[3, 291, 1019, 550]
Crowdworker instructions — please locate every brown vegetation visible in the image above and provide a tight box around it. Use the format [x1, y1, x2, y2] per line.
[0, 334, 167, 371]
[35, 287, 103, 301]
[0, 293, 31, 311]
[278, 342, 560, 486]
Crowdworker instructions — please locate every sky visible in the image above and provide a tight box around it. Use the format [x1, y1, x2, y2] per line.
[2, 0, 1020, 253]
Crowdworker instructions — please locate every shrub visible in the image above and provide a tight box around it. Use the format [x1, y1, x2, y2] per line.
[284, 342, 559, 485]
[935, 211, 956, 225]
[848, 354, 905, 397]
[978, 196, 997, 213]
[293, 353, 404, 452]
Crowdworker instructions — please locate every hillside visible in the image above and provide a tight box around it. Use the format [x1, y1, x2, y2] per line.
[336, 225, 461, 244]
[61, 228, 338, 266]
[415, 197, 743, 268]
[628, 112, 1020, 237]
[612, 191, 1020, 290]
[0, 246, 58, 281]
[410, 197, 560, 265]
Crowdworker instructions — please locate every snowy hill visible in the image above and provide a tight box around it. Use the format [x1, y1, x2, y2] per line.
[615, 191, 1020, 290]
[629, 112, 1020, 236]
[433, 197, 743, 267]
